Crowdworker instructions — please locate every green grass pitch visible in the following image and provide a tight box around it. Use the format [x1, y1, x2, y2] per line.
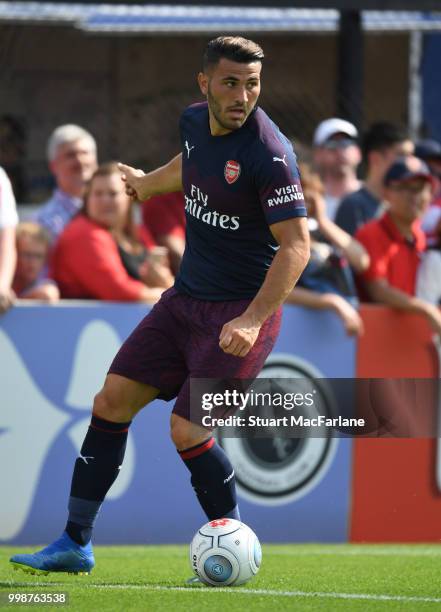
[1, 544, 441, 611]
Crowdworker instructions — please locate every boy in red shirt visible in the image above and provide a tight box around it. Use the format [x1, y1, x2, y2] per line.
[355, 156, 441, 334]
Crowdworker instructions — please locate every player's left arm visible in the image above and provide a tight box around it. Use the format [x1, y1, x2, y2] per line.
[219, 217, 310, 357]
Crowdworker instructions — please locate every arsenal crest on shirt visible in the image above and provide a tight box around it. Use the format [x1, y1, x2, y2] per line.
[224, 160, 241, 184]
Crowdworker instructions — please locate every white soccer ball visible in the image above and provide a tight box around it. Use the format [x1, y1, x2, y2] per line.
[189, 518, 262, 587]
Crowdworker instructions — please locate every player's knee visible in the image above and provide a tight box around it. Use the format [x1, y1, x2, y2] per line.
[170, 416, 209, 451]
[92, 388, 123, 421]
[170, 419, 190, 449]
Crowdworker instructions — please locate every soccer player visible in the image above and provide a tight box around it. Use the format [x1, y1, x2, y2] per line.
[10, 36, 309, 575]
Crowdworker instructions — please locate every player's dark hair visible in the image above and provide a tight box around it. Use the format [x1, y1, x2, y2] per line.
[203, 36, 264, 71]
[362, 122, 410, 158]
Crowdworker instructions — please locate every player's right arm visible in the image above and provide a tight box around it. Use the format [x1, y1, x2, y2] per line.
[118, 153, 182, 201]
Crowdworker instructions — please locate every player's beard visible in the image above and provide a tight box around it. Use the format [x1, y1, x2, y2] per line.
[207, 83, 254, 133]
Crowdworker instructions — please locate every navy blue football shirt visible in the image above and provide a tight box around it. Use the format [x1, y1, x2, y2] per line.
[174, 102, 307, 300]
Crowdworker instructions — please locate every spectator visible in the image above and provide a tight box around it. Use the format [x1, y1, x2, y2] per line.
[51, 162, 172, 302]
[336, 122, 414, 236]
[355, 156, 441, 334]
[0, 165, 18, 313]
[313, 118, 361, 221]
[415, 139, 441, 248]
[286, 164, 369, 336]
[13, 223, 59, 302]
[36, 124, 98, 242]
[142, 191, 186, 275]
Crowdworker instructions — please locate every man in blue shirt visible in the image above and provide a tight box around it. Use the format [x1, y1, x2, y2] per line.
[11, 36, 309, 575]
[35, 124, 97, 243]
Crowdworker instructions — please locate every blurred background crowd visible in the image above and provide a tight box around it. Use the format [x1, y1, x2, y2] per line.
[1, 117, 440, 336]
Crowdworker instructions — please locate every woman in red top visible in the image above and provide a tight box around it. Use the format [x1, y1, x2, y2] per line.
[51, 162, 173, 301]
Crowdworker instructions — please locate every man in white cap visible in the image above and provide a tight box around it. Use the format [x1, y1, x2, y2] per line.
[313, 117, 361, 221]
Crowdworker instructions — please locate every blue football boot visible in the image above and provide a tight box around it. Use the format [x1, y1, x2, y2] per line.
[10, 532, 94, 576]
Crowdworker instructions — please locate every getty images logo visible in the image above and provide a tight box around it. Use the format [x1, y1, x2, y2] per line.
[0, 321, 135, 541]
[217, 354, 338, 506]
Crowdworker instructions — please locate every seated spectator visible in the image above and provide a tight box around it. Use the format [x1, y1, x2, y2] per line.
[0, 165, 18, 313]
[286, 164, 369, 336]
[312, 118, 361, 220]
[51, 162, 172, 302]
[36, 124, 98, 243]
[336, 122, 414, 236]
[355, 157, 441, 333]
[142, 191, 185, 275]
[415, 139, 441, 248]
[13, 223, 59, 302]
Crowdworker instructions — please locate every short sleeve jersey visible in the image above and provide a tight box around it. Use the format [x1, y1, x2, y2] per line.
[175, 102, 306, 300]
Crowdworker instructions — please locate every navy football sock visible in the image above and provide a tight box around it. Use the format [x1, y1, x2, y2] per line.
[179, 438, 240, 521]
[65, 415, 131, 545]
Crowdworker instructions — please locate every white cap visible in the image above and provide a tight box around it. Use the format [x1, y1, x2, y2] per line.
[313, 118, 358, 147]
